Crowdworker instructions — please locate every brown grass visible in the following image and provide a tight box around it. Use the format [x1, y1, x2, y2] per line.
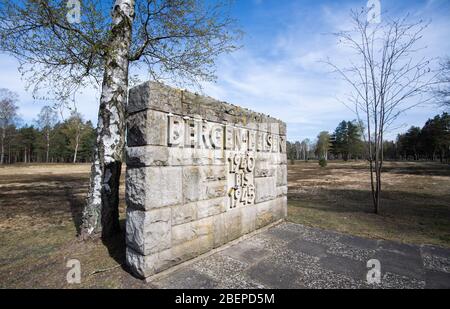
[287, 161, 450, 247]
[0, 161, 449, 288]
[0, 164, 148, 288]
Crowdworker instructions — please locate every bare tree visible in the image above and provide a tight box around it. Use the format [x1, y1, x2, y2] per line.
[71, 114, 82, 164]
[315, 131, 331, 160]
[294, 141, 301, 160]
[325, 9, 436, 214]
[436, 58, 450, 109]
[61, 111, 86, 164]
[0, 0, 240, 239]
[36, 106, 58, 163]
[301, 138, 310, 161]
[0, 89, 19, 164]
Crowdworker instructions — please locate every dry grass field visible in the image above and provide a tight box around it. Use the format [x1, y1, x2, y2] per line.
[288, 161, 450, 247]
[0, 161, 449, 288]
[0, 164, 144, 288]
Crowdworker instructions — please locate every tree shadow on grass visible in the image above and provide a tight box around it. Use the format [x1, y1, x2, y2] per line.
[0, 171, 143, 281]
[289, 187, 450, 247]
[65, 195, 138, 278]
[100, 219, 144, 279]
[383, 165, 450, 177]
[290, 161, 450, 178]
[64, 193, 135, 277]
[64, 187, 84, 235]
[289, 187, 450, 218]
[101, 219, 126, 264]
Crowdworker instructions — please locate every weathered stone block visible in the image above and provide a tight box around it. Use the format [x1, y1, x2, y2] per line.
[254, 177, 276, 203]
[212, 213, 226, 248]
[278, 153, 288, 165]
[126, 167, 182, 210]
[224, 207, 243, 242]
[258, 121, 269, 133]
[240, 205, 257, 235]
[255, 197, 285, 229]
[126, 145, 170, 167]
[282, 196, 288, 217]
[170, 235, 214, 264]
[127, 146, 229, 167]
[276, 186, 288, 197]
[180, 148, 226, 166]
[171, 203, 197, 226]
[266, 122, 279, 136]
[182, 166, 227, 203]
[126, 247, 174, 278]
[276, 164, 288, 186]
[126, 208, 171, 255]
[196, 197, 227, 219]
[171, 216, 214, 246]
[254, 160, 276, 177]
[279, 123, 287, 136]
[256, 200, 276, 229]
[127, 110, 168, 147]
[256, 151, 279, 165]
[127, 81, 182, 114]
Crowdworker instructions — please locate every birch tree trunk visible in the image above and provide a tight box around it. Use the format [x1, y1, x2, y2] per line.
[0, 127, 4, 164]
[73, 128, 80, 164]
[46, 129, 50, 163]
[80, 0, 135, 239]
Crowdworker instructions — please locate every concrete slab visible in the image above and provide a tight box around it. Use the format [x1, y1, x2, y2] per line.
[287, 239, 328, 258]
[153, 268, 219, 289]
[264, 227, 300, 242]
[319, 254, 367, 281]
[221, 241, 271, 265]
[374, 249, 425, 281]
[149, 222, 450, 289]
[425, 270, 450, 289]
[421, 244, 450, 259]
[246, 259, 306, 289]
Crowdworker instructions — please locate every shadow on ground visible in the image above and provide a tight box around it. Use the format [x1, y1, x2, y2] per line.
[100, 219, 141, 279]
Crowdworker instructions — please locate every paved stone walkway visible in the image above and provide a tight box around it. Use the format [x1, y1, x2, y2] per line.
[149, 222, 450, 289]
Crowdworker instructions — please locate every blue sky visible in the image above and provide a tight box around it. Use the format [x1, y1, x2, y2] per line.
[1, 0, 449, 142]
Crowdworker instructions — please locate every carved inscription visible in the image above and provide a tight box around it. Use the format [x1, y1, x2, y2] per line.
[166, 115, 285, 211]
[227, 153, 255, 209]
[167, 115, 286, 153]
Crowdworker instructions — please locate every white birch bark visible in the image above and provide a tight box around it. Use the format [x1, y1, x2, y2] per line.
[73, 125, 80, 163]
[46, 129, 50, 163]
[0, 127, 4, 164]
[80, 0, 135, 239]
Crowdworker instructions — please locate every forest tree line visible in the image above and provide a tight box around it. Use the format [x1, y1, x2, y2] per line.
[1, 88, 449, 165]
[0, 98, 96, 164]
[287, 112, 450, 164]
[0, 114, 96, 164]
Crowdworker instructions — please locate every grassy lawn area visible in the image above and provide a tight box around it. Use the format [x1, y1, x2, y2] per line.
[0, 164, 146, 288]
[0, 161, 449, 288]
[287, 161, 450, 248]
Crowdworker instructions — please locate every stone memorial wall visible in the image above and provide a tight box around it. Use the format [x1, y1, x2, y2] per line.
[125, 81, 287, 279]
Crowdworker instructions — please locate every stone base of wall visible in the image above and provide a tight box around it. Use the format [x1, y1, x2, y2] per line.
[126, 197, 287, 278]
[143, 218, 285, 282]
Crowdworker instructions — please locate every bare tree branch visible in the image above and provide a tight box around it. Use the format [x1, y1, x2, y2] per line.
[325, 8, 436, 214]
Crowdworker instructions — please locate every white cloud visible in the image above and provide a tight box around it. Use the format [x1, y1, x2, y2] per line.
[201, 1, 450, 142]
[1, 0, 448, 142]
[0, 54, 101, 124]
